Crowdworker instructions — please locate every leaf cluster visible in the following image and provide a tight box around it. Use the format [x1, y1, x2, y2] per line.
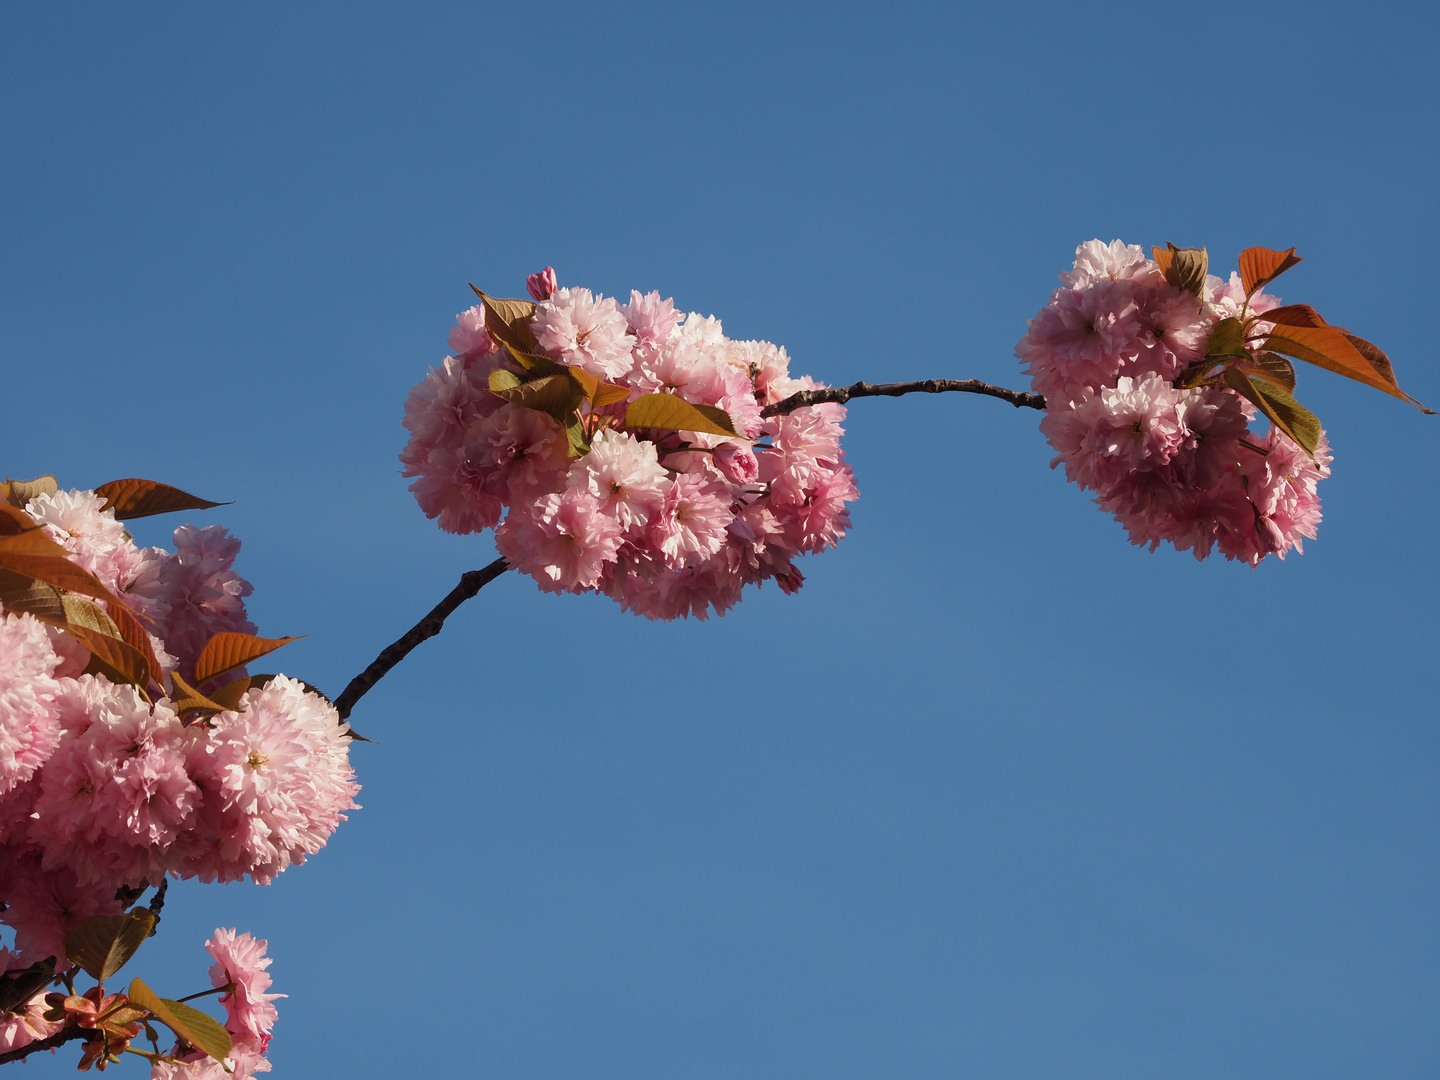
[0, 476, 300, 720]
[1165, 245, 1431, 459]
[471, 287, 741, 459]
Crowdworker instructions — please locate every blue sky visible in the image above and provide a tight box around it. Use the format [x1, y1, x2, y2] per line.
[3, 2, 1438, 1077]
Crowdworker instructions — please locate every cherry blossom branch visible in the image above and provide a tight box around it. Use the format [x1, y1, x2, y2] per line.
[761, 378, 1046, 417]
[0, 1025, 90, 1065]
[332, 557, 511, 720]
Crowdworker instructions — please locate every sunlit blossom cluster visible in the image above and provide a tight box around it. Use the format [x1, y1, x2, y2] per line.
[1018, 240, 1331, 563]
[0, 490, 358, 1062]
[144, 928, 281, 1079]
[402, 269, 859, 618]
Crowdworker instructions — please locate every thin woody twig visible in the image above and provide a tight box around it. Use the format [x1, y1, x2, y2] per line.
[761, 378, 1046, 416]
[332, 557, 510, 720]
[0, 1026, 91, 1065]
[329, 376, 1043, 721]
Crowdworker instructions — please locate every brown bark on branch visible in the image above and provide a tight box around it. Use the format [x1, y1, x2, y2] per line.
[0, 1025, 91, 1065]
[332, 557, 510, 720]
[330, 378, 1043, 721]
[761, 379, 1046, 416]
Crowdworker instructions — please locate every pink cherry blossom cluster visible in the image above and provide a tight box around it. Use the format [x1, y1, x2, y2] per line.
[401, 269, 859, 619]
[146, 928, 281, 1079]
[0, 489, 358, 1045]
[1017, 240, 1331, 563]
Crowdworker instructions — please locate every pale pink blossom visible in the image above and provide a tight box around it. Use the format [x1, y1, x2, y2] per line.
[206, 928, 283, 1040]
[649, 474, 734, 570]
[496, 489, 624, 593]
[447, 306, 495, 356]
[712, 443, 759, 485]
[1024, 240, 1331, 565]
[567, 429, 668, 535]
[531, 287, 633, 379]
[23, 489, 143, 599]
[469, 404, 570, 506]
[0, 845, 123, 964]
[0, 608, 62, 798]
[27, 680, 196, 886]
[0, 947, 62, 1051]
[621, 290, 683, 354]
[181, 677, 359, 885]
[1059, 239, 1158, 289]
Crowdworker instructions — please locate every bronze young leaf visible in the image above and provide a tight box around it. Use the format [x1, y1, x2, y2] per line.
[193, 632, 301, 685]
[1152, 242, 1207, 296]
[93, 479, 224, 520]
[1263, 323, 1432, 411]
[1238, 246, 1302, 297]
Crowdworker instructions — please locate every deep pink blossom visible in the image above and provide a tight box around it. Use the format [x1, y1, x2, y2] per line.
[526, 266, 558, 302]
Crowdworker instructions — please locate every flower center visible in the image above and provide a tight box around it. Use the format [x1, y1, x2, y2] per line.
[246, 751, 268, 770]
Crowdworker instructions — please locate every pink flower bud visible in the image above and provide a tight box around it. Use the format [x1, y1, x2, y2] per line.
[775, 565, 805, 595]
[526, 266, 558, 302]
[712, 443, 759, 485]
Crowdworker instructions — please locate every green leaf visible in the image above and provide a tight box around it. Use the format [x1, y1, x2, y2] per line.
[128, 978, 233, 1065]
[1222, 366, 1322, 459]
[503, 344, 570, 379]
[93, 479, 225, 520]
[1239, 351, 1297, 394]
[488, 369, 524, 392]
[565, 419, 592, 459]
[1205, 317, 1249, 360]
[624, 394, 740, 437]
[65, 910, 156, 981]
[490, 373, 586, 425]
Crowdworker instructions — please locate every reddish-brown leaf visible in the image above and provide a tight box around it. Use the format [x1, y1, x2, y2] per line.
[470, 288, 540, 353]
[71, 626, 151, 689]
[0, 550, 124, 608]
[1344, 334, 1399, 388]
[1258, 303, 1332, 329]
[1264, 324, 1432, 411]
[1153, 243, 1207, 295]
[94, 479, 224, 520]
[194, 632, 301, 684]
[0, 526, 69, 558]
[105, 602, 164, 685]
[0, 505, 36, 536]
[1239, 247, 1302, 296]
